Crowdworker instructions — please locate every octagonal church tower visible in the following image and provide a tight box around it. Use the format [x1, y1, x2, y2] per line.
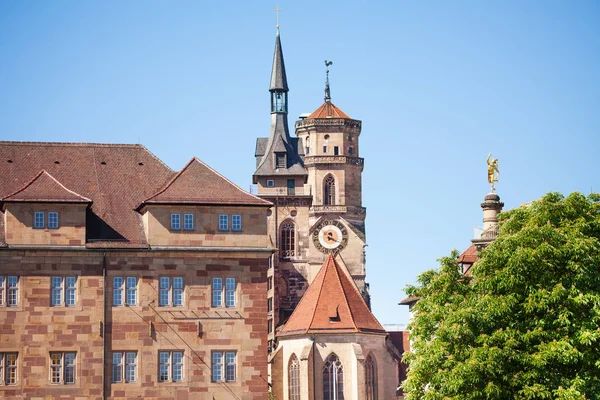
[253, 29, 368, 350]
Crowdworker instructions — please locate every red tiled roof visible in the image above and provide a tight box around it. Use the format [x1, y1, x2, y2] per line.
[2, 170, 91, 204]
[307, 101, 351, 119]
[278, 255, 385, 337]
[458, 244, 478, 264]
[140, 157, 271, 207]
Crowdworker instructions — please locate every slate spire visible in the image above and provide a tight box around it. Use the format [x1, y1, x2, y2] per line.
[270, 29, 289, 92]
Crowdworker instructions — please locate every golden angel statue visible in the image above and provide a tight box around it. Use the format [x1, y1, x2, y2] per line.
[487, 153, 499, 191]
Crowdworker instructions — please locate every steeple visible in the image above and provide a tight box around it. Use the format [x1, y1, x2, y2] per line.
[324, 60, 332, 102]
[270, 29, 288, 113]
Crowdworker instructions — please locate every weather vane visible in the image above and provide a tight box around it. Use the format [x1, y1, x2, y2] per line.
[487, 153, 500, 192]
[324, 60, 333, 102]
[273, 4, 284, 29]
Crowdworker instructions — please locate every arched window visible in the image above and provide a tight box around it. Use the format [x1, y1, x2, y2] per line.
[323, 353, 344, 400]
[365, 354, 377, 400]
[324, 175, 336, 205]
[280, 220, 295, 258]
[289, 354, 301, 400]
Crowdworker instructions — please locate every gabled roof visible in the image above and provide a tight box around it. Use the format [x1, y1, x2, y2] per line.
[278, 255, 385, 337]
[307, 101, 351, 119]
[2, 170, 91, 204]
[457, 244, 478, 264]
[141, 157, 271, 207]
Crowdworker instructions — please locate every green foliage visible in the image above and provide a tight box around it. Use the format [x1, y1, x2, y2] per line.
[403, 193, 600, 400]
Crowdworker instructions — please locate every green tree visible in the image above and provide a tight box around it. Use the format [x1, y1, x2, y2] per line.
[403, 192, 600, 400]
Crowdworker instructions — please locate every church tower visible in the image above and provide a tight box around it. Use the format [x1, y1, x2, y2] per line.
[253, 30, 368, 350]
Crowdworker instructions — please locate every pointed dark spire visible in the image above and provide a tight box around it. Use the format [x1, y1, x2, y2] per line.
[270, 30, 288, 92]
[324, 60, 333, 102]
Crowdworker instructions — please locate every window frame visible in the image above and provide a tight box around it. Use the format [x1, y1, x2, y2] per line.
[211, 351, 236, 382]
[159, 277, 184, 307]
[158, 351, 184, 383]
[50, 352, 76, 385]
[266, 179, 275, 188]
[323, 353, 344, 400]
[218, 214, 229, 231]
[333, 146, 339, 156]
[48, 211, 59, 229]
[0, 352, 18, 386]
[183, 213, 194, 231]
[231, 215, 242, 232]
[212, 277, 236, 308]
[34, 211, 45, 229]
[170, 213, 181, 230]
[289, 354, 301, 400]
[280, 220, 296, 258]
[51, 276, 77, 307]
[1, 276, 19, 307]
[112, 351, 137, 383]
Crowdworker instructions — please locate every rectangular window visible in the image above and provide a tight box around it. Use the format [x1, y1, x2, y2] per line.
[34, 211, 44, 229]
[212, 278, 222, 307]
[306, 146, 310, 154]
[159, 277, 184, 307]
[126, 277, 137, 306]
[268, 297, 272, 312]
[268, 276, 273, 291]
[231, 215, 242, 231]
[170, 213, 181, 230]
[158, 351, 183, 382]
[334, 146, 339, 156]
[112, 352, 137, 383]
[0, 276, 3, 306]
[323, 145, 327, 153]
[276, 154, 286, 168]
[50, 352, 76, 384]
[218, 215, 228, 231]
[212, 351, 236, 382]
[183, 214, 194, 230]
[6, 276, 18, 307]
[348, 146, 354, 155]
[48, 212, 59, 229]
[51, 276, 77, 307]
[1, 353, 18, 385]
[225, 278, 236, 308]
[113, 277, 124, 306]
[266, 179, 275, 188]
[268, 319, 273, 334]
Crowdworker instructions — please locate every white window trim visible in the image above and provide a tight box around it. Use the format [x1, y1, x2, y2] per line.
[183, 213, 194, 231]
[51, 276, 77, 307]
[48, 211, 59, 229]
[212, 277, 236, 308]
[0, 352, 18, 385]
[158, 351, 184, 383]
[34, 211, 45, 229]
[231, 215, 242, 232]
[112, 351, 137, 383]
[1, 276, 19, 307]
[218, 214, 229, 231]
[159, 277, 184, 307]
[211, 351, 237, 382]
[50, 352, 76, 385]
[170, 213, 181, 230]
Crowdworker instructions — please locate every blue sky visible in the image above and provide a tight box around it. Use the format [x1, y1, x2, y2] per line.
[1, 1, 599, 325]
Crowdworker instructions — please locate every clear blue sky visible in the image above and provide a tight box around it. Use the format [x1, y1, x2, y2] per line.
[1, 1, 599, 325]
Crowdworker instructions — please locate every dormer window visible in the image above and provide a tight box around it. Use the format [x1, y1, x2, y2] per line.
[266, 180, 275, 188]
[48, 212, 59, 229]
[170, 214, 181, 230]
[33, 211, 59, 229]
[276, 154, 286, 169]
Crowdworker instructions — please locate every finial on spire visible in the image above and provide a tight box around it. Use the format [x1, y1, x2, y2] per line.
[274, 4, 284, 31]
[324, 60, 333, 102]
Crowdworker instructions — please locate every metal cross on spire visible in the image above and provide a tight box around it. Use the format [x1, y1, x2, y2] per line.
[273, 4, 284, 29]
[324, 60, 333, 102]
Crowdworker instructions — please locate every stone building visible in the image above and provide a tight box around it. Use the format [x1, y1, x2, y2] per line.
[253, 28, 369, 352]
[0, 142, 272, 399]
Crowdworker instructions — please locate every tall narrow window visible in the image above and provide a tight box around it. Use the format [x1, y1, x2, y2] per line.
[183, 213, 194, 230]
[113, 277, 124, 306]
[365, 354, 378, 400]
[1, 353, 18, 385]
[334, 146, 339, 156]
[219, 214, 229, 231]
[34, 212, 44, 229]
[170, 213, 181, 230]
[276, 153, 286, 169]
[323, 353, 344, 400]
[173, 277, 184, 307]
[212, 351, 236, 382]
[289, 354, 301, 400]
[280, 220, 295, 258]
[65, 277, 76, 306]
[324, 175, 336, 205]
[158, 351, 183, 382]
[126, 277, 137, 306]
[7, 276, 18, 307]
[159, 277, 183, 307]
[287, 179, 295, 195]
[50, 352, 76, 384]
[212, 278, 223, 307]
[0, 276, 4, 306]
[48, 212, 59, 229]
[232, 215, 242, 231]
[51, 277, 63, 306]
[225, 278, 236, 307]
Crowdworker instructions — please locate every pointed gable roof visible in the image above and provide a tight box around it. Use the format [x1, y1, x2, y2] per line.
[140, 157, 271, 208]
[278, 255, 385, 337]
[2, 170, 91, 204]
[307, 101, 351, 119]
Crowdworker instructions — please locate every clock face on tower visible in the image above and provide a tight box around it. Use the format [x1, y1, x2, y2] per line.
[312, 220, 349, 254]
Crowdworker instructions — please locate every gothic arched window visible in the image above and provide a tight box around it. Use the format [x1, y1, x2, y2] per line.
[365, 354, 377, 400]
[323, 353, 344, 400]
[289, 354, 301, 400]
[324, 175, 336, 205]
[280, 220, 295, 258]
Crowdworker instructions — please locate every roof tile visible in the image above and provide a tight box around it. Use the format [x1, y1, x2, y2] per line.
[307, 101, 351, 119]
[2, 170, 91, 204]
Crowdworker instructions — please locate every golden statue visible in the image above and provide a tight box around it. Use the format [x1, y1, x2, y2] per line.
[487, 153, 499, 191]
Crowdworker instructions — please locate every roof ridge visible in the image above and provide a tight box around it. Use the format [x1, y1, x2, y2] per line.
[140, 158, 195, 204]
[2, 170, 91, 202]
[191, 157, 271, 205]
[306, 257, 331, 331]
[330, 256, 359, 331]
[0, 141, 145, 148]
